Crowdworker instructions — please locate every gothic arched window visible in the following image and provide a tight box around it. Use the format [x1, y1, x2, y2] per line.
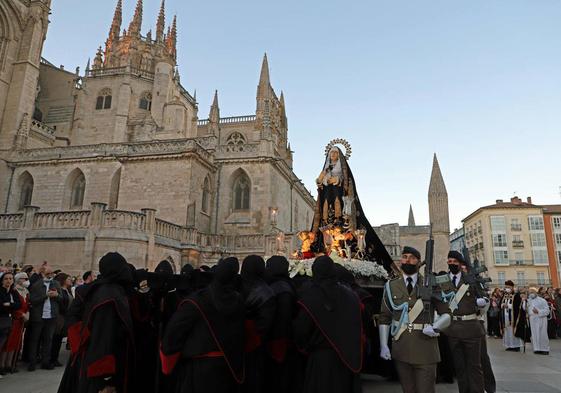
[226, 132, 246, 152]
[68, 171, 86, 209]
[95, 88, 112, 110]
[201, 176, 211, 214]
[18, 172, 34, 210]
[139, 92, 152, 111]
[233, 172, 250, 210]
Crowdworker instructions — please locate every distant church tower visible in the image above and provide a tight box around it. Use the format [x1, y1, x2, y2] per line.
[428, 154, 450, 271]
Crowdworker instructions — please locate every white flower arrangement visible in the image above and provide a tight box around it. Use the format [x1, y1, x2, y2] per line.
[288, 251, 388, 281]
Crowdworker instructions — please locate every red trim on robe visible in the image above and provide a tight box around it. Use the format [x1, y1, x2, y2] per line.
[192, 350, 224, 359]
[87, 354, 116, 378]
[67, 322, 88, 355]
[268, 338, 289, 363]
[160, 349, 181, 375]
[182, 299, 245, 384]
[297, 300, 363, 373]
[244, 319, 262, 353]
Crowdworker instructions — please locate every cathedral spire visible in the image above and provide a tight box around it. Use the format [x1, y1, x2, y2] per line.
[166, 15, 177, 58]
[108, 0, 122, 42]
[279, 90, 287, 129]
[156, 0, 165, 42]
[408, 204, 416, 226]
[259, 53, 270, 88]
[208, 90, 220, 135]
[209, 90, 220, 122]
[128, 0, 143, 37]
[428, 153, 450, 234]
[256, 53, 272, 109]
[428, 154, 447, 196]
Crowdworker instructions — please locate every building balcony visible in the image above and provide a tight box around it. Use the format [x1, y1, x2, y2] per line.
[512, 240, 524, 248]
[511, 224, 522, 231]
[509, 260, 533, 266]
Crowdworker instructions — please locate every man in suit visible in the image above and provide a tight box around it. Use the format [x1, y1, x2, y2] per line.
[28, 264, 62, 371]
[440, 250, 488, 393]
[379, 246, 451, 393]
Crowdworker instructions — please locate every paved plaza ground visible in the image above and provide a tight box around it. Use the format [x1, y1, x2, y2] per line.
[1, 337, 560, 392]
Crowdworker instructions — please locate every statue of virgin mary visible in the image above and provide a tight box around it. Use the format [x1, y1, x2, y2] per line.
[310, 141, 393, 270]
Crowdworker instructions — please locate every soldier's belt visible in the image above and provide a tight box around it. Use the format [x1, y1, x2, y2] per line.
[452, 313, 478, 321]
[392, 320, 430, 332]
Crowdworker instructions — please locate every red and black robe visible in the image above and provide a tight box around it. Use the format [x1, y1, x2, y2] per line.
[160, 288, 245, 393]
[58, 283, 135, 393]
[293, 275, 363, 393]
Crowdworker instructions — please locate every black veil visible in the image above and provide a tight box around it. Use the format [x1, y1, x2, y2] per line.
[310, 146, 393, 271]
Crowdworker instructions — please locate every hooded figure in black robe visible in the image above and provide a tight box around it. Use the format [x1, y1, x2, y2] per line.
[294, 256, 363, 393]
[513, 291, 531, 342]
[150, 260, 182, 393]
[126, 265, 159, 393]
[334, 265, 376, 373]
[58, 252, 135, 393]
[161, 257, 245, 393]
[240, 255, 276, 393]
[264, 256, 302, 393]
[311, 146, 393, 271]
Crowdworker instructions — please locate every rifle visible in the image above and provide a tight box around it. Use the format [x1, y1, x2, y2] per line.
[418, 226, 450, 324]
[419, 224, 450, 324]
[461, 246, 492, 298]
[420, 226, 435, 323]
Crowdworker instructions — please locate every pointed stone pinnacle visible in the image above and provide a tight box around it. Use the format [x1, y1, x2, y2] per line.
[156, 0, 165, 42]
[429, 153, 447, 196]
[259, 53, 270, 86]
[108, 0, 122, 41]
[128, 0, 143, 36]
[408, 204, 416, 226]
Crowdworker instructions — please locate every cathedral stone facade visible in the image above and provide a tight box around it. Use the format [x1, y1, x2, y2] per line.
[0, 0, 314, 273]
[0, 0, 451, 274]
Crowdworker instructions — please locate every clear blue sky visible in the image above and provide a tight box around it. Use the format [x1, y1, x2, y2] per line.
[43, 0, 561, 230]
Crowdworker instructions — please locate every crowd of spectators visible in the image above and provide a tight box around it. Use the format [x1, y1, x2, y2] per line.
[487, 285, 561, 339]
[0, 261, 96, 379]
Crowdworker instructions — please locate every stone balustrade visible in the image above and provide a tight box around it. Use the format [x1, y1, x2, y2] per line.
[155, 218, 183, 240]
[103, 210, 145, 230]
[220, 115, 256, 124]
[30, 119, 56, 136]
[0, 214, 23, 230]
[86, 66, 155, 80]
[0, 204, 298, 267]
[197, 115, 256, 126]
[34, 210, 91, 229]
